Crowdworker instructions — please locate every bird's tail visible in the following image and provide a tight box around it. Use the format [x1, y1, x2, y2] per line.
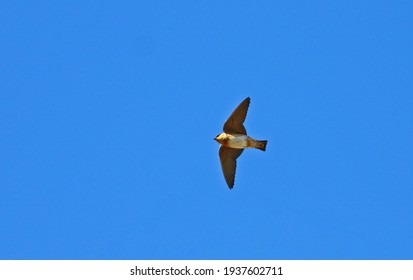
[255, 140, 267, 151]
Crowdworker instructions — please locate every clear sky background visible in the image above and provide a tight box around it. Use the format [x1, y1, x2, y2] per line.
[1, 1, 412, 260]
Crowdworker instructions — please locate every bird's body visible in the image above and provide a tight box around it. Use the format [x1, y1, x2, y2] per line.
[214, 97, 267, 189]
[215, 133, 267, 151]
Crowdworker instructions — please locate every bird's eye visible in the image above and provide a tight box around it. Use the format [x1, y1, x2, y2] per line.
[216, 134, 220, 138]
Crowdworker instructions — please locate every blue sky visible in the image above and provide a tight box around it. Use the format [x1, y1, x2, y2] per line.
[1, 1, 412, 259]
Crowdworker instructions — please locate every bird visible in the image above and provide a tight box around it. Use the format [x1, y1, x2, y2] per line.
[214, 97, 267, 189]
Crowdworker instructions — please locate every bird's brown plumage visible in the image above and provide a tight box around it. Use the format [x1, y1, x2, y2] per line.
[215, 96, 267, 189]
[223, 97, 250, 135]
[219, 146, 244, 189]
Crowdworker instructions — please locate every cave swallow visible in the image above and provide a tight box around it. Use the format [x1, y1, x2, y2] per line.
[214, 97, 267, 189]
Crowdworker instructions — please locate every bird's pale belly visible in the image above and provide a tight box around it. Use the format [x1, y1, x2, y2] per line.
[226, 135, 249, 149]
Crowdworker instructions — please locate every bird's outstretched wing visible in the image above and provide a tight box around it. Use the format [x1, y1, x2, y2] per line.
[223, 97, 250, 135]
[219, 146, 244, 189]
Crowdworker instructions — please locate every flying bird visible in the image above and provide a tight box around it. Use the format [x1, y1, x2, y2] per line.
[214, 97, 267, 189]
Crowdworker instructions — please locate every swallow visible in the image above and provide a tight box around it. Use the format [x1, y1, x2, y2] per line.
[214, 97, 267, 189]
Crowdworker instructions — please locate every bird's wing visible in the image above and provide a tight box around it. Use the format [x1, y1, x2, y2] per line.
[223, 97, 250, 135]
[219, 146, 244, 189]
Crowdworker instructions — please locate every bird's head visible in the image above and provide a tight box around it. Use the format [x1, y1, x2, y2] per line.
[214, 133, 227, 144]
